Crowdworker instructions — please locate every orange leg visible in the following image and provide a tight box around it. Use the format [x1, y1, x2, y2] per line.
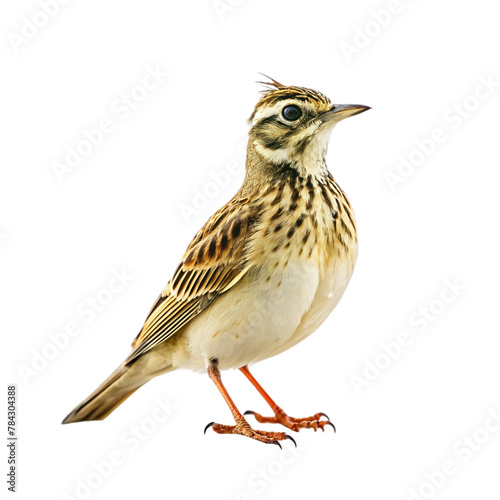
[239, 365, 335, 433]
[204, 361, 296, 447]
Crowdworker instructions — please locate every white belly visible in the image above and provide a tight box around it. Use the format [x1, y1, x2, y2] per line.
[176, 255, 354, 372]
[268, 257, 354, 358]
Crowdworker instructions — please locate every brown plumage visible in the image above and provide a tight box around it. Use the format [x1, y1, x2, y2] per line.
[63, 78, 369, 446]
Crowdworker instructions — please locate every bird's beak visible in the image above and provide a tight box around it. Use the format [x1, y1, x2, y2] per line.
[319, 104, 371, 123]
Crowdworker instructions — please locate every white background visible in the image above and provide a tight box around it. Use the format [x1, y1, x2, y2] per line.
[2, 0, 500, 499]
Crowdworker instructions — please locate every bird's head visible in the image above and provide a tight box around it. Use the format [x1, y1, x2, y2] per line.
[248, 76, 370, 176]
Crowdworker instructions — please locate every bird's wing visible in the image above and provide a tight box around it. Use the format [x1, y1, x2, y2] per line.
[126, 198, 255, 363]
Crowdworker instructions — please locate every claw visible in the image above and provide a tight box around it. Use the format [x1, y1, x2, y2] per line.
[318, 412, 330, 421]
[272, 440, 282, 449]
[244, 410, 255, 416]
[285, 434, 297, 448]
[324, 421, 336, 433]
[204, 422, 215, 434]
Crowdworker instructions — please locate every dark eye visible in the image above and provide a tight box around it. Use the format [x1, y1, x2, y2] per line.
[282, 105, 302, 121]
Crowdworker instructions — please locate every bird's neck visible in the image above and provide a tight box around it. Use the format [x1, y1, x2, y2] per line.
[242, 139, 330, 194]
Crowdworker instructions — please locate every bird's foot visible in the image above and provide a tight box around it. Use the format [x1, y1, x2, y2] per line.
[204, 415, 296, 448]
[244, 407, 335, 433]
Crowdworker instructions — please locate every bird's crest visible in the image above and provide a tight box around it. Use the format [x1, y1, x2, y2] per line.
[257, 73, 286, 93]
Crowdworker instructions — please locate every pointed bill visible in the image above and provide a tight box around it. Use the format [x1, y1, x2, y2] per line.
[319, 104, 371, 123]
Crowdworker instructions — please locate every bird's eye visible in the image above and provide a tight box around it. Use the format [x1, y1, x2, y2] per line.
[282, 105, 302, 121]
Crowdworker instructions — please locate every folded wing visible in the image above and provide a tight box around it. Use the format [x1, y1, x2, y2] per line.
[126, 198, 254, 363]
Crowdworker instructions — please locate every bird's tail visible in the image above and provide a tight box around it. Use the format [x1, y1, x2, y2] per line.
[62, 361, 152, 424]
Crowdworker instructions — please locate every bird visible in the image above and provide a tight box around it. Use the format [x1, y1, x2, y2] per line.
[62, 76, 370, 447]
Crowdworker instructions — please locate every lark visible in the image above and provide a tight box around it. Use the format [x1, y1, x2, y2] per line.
[63, 77, 370, 446]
